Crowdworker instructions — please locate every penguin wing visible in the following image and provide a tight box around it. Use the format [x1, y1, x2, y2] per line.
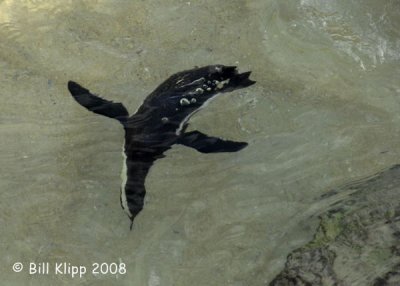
[177, 130, 248, 153]
[68, 81, 129, 123]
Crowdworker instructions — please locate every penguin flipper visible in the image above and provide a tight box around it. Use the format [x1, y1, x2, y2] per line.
[68, 81, 129, 123]
[178, 130, 248, 153]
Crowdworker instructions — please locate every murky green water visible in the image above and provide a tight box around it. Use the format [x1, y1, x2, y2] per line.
[1, 1, 399, 285]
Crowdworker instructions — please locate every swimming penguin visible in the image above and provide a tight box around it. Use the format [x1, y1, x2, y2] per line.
[67, 65, 255, 229]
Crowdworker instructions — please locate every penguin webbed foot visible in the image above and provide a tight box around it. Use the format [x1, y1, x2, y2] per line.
[229, 71, 256, 88]
[215, 66, 256, 90]
[178, 130, 247, 153]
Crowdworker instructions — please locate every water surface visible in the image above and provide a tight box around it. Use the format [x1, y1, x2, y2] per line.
[1, 1, 400, 285]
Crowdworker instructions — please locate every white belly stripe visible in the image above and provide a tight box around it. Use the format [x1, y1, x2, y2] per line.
[120, 142, 132, 217]
[175, 93, 222, 135]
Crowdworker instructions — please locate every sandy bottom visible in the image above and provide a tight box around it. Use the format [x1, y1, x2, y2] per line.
[1, 1, 400, 285]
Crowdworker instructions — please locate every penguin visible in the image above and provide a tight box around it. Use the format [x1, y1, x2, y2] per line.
[67, 65, 255, 229]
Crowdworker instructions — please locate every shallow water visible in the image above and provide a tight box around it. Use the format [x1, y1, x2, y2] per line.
[1, 0, 399, 285]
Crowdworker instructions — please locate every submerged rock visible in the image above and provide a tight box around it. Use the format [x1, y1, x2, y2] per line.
[270, 165, 400, 286]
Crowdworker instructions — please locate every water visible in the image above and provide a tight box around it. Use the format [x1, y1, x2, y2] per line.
[1, 1, 399, 285]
